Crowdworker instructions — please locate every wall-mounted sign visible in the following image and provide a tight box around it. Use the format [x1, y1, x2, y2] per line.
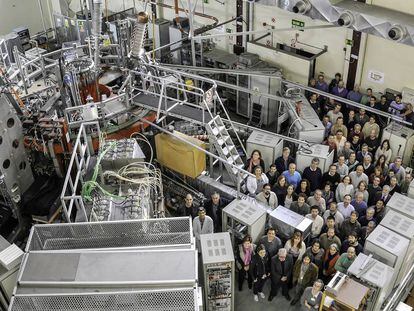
[367, 70, 385, 84]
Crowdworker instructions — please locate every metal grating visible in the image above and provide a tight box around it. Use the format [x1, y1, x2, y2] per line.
[9, 288, 197, 311]
[26, 217, 193, 251]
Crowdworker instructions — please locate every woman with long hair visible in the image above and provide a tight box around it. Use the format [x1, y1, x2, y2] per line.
[284, 184, 298, 209]
[369, 166, 385, 185]
[356, 180, 369, 203]
[246, 166, 269, 197]
[375, 154, 389, 177]
[296, 179, 311, 197]
[246, 149, 265, 173]
[321, 244, 340, 283]
[272, 175, 288, 205]
[335, 175, 354, 202]
[375, 139, 392, 165]
[284, 231, 306, 264]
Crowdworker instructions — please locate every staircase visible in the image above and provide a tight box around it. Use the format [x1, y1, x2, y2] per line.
[205, 115, 248, 185]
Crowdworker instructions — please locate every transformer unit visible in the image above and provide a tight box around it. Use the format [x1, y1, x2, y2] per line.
[348, 253, 395, 311]
[200, 232, 234, 311]
[246, 130, 283, 171]
[295, 144, 334, 173]
[364, 225, 409, 287]
[386, 192, 414, 220]
[380, 210, 414, 284]
[268, 206, 313, 241]
[381, 122, 414, 166]
[222, 199, 267, 244]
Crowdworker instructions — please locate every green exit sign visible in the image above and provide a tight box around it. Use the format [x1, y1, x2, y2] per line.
[292, 19, 305, 28]
[346, 39, 353, 46]
[203, 0, 208, 3]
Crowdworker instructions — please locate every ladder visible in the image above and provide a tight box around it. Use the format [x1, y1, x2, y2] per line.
[130, 22, 147, 58]
[205, 115, 248, 185]
[248, 102, 263, 128]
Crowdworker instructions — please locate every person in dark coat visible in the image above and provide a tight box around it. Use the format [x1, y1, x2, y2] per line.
[250, 244, 270, 302]
[177, 194, 199, 219]
[275, 147, 295, 175]
[266, 164, 279, 187]
[269, 248, 294, 301]
[272, 175, 288, 205]
[302, 158, 323, 192]
[204, 192, 231, 232]
[236, 235, 256, 291]
[291, 254, 319, 305]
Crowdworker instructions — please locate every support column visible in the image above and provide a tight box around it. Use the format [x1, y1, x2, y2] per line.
[235, 0, 243, 53]
[345, 0, 366, 90]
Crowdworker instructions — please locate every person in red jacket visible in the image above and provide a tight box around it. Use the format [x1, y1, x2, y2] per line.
[321, 243, 340, 283]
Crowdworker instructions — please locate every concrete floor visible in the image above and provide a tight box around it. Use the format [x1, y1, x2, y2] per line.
[234, 281, 302, 311]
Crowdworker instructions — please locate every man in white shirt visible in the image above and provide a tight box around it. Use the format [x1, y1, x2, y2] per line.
[323, 202, 345, 226]
[335, 155, 349, 179]
[327, 103, 343, 125]
[193, 207, 214, 251]
[306, 206, 324, 239]
[337, 194, 355, 219]
[349, 165, 369, 189]
[307, 190, 326, 214]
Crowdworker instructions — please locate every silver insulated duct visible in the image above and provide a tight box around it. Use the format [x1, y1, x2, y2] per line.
[92, 0, 103, 67]
[257, 0, 414, 47]
[130, 12, 149, 58]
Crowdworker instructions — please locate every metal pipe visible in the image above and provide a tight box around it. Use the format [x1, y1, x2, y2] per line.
[248, 0, 254, 42]
[194, 24, 340, 41]
[36, 0, 48, 35]
[92, 0, 103, 68]
[187, 0, 197, 67]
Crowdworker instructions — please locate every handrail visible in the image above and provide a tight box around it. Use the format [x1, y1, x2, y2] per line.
[164, 64, 412, 127]
[382, 262, 414, 310]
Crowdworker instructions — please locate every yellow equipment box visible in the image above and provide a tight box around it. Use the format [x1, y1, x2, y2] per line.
[155, 132, 206, 178]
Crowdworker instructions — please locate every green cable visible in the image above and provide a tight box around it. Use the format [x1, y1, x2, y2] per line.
[81, 140, 125, 201]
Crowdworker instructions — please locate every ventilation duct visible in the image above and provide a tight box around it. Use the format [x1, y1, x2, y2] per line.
[293, 0, 312, 14]
[256, 0, 414, 47]
[337, 11, 354, 27]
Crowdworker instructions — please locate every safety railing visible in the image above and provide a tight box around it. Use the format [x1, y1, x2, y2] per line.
[26, 217, 194, 252]
[9, 287, 199, 311]
[60, 122, 100, 222]
[130, 63, 247, 156]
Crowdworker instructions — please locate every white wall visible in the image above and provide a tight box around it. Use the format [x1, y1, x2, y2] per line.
[0, 0, 53, 35]
[357, 0, 414, 93]
[359, 35, 414, 92]
[249, 4, 350, 83]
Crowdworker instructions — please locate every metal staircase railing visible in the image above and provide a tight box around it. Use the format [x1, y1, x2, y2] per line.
[130, 63, 248, 184]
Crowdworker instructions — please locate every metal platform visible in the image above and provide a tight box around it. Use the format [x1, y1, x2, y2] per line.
[132, 93, 212, 124]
